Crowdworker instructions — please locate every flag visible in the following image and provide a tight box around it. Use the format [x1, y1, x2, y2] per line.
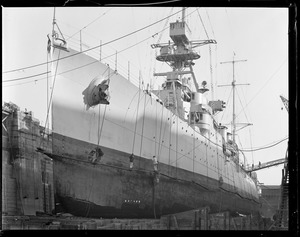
[47, 35, 51, 53]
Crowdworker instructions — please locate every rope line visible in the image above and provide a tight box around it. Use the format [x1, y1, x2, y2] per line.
[39, 49, 61, 149]
[131, 76, 142, 154]
[66, 8, 114, 41]
[220, 87, 233, 124]
[235, 57, 287, 119]
[3, 71, 52, 83]
[206, 9, 216, 38]
[240, 137, 288, 152]
[3, 8, 202, 89]
[197, 8, 209, 39]
[139, 92, 148, 168]
[3, 7, 187, 74]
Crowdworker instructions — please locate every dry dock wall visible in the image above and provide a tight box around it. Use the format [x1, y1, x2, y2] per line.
[2, 103, 54, 216]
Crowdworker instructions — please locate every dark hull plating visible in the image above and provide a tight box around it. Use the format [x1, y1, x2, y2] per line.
[52, 133, 260, 218]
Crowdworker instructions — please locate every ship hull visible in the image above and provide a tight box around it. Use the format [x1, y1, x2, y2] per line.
[52, 132, 259, 218]
[50, 47, 260, 218]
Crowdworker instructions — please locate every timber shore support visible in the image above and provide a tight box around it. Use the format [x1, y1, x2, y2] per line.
[2, 207, 271, 230]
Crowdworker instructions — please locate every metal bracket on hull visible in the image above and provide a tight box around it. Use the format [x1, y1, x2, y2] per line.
[88, 147, 104, 164]
[82, 77, 110, 110]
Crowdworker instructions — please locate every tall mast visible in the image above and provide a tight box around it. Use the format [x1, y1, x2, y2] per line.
[52, 8, 56, 41]
[219, 54, 247, 143]
[232, 54, 236, 143]
[182, 7, 185, 22]
[48, 7, 56, 131]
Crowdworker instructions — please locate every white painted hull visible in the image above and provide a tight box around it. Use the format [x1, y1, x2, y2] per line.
[51, 47, 259, 217]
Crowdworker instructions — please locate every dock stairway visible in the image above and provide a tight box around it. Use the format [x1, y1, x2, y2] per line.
[273, 164, 289, 230]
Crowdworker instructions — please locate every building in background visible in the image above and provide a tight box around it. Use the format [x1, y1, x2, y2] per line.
[259, 185, 281, 220]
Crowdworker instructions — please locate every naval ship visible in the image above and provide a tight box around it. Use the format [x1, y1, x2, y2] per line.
[44, 8, 260, 218]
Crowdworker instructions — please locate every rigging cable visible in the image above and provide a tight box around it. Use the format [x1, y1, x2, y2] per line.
[224, 8, 236, 55]
[66, 8, 114, 41]
[85, 162, 96, 217]
[175, 110, 179, 178]
[123, 89, 141, 123]
[39, 49, 61, 149]
[154, 98, 158, 158]
[85, 68, 111, 217]
[197, 8, 215, 100]
[236, 88, 250, 123]
[220, 87, 233, 124]
[192, 124, 196, 178]
[205, 9, 218, 101]
[46, 50, 49, 132]
[139, 87, 148, 169]
[97, 74, 110, 146]
[249, 129, 255, 166]
[149, 7, 173, 89]
[167, 113, 173, 176]
[3, 7, 188, 74]
[205, 9, 216, 38]
[3, 25, 166, 85]
[197, 8, 209, 39]
[158, 106, 169, 163]
[3, 71, 51, 83]
[3, 8, 201, 88]
[131, 72, 142, 155]
[4, 8, 200, 87]
[170, 131, 287, 166]
[235, 57, 287, 119]
[240, 137, 288, 152]
[157, 102, 165, 162]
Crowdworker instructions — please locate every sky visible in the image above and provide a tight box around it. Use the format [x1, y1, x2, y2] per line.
[2, 7, 289, 185]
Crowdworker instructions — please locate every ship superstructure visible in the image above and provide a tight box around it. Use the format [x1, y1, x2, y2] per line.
[45, 8, 260, 218]
[150, 12, 241, 171]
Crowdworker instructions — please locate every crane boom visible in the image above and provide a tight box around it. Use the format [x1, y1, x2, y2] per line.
[280, 95, 288, 113]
